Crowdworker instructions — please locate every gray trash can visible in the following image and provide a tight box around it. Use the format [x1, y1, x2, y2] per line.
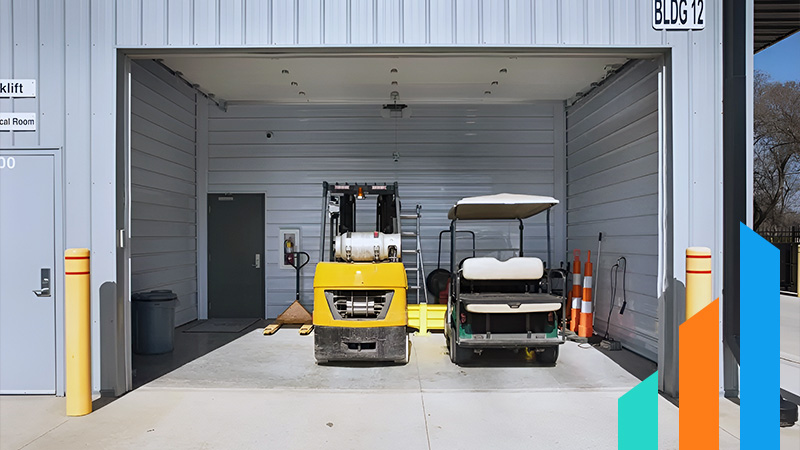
[132, 290, 178, 355]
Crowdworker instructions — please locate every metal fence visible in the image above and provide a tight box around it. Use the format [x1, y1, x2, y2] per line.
[760, 227, 800, 294]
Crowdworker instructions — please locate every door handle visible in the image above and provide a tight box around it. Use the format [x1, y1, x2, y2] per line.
[252, 254, 261, 269]
[33, 268, 51, 297]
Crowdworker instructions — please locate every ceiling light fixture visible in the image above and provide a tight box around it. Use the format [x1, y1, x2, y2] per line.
[391, 81, 398, 85]
[281, 69, 289, 74]
[390, 68, 398, 73]
[491, 81, 499, 86]
[291, 81, 298, 86]
[484, 91, 492, 95]
[499, 68, 508, 74]
[298, 91, 306, 96]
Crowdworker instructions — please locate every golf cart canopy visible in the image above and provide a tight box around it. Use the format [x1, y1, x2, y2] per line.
[447, 194, 559, 220]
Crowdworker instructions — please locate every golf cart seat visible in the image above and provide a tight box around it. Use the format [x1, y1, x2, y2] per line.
[460, 257, 544, 294]
[461, 257, 544, 280]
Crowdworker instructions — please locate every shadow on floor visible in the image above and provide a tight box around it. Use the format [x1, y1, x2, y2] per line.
[132, 319, 268, 390]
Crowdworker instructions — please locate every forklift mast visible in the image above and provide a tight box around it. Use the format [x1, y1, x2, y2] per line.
[319, 182, 401, 262]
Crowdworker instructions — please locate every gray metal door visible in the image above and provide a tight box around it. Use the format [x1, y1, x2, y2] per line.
[0, 154, 57, 394]
[207, 194, 265, 318]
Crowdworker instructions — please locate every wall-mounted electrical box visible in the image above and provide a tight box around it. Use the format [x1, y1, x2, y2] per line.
[279, 229, 300, 269]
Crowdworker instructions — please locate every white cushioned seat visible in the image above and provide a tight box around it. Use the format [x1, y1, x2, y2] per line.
[461, 257, 544, 281]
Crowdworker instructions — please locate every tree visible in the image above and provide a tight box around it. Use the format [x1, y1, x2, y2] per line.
[753, 71, 800, 231]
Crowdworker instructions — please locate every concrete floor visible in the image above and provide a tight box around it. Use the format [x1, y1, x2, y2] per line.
[132, 319, 267, 389]
[1, 330, 798, 450]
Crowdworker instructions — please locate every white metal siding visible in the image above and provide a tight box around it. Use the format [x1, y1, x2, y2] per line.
[206, 102, 565, 318]
[566, 60, 660, 360]
[131, 61, 198, 326]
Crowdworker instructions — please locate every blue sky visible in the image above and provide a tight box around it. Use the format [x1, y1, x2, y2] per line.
[754, 31, 800, 82]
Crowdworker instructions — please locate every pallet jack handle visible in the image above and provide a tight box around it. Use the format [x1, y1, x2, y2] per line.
[289, 251, 310, 301]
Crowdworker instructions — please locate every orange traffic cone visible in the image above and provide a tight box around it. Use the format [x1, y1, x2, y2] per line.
[578, 250, 594, 338]
[570, 250, 582, 332]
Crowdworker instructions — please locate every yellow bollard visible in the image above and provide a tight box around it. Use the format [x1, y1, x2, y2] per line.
[65, 248, 91, 416]
[686, 247, 712, 320]
[417, 303, 430, 336]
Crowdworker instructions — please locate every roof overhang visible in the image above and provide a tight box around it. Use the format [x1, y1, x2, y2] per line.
[754, 1, 800, 52]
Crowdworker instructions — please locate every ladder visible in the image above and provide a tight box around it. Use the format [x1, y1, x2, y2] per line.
[400, 204, 428, 304]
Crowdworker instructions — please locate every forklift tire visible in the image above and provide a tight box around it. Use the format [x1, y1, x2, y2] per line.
[395, 336, 410, 364]
[537, 346, 559, 365]
[448, 327, 472, 365]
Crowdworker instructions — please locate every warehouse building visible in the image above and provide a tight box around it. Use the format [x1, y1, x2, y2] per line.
[0, 0, 771, 410]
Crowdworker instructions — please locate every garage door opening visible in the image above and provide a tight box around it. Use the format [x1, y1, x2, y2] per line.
[122, 50, 667, 392]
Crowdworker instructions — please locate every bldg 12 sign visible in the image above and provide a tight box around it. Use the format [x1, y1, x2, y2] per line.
[653, 0, 706, 30]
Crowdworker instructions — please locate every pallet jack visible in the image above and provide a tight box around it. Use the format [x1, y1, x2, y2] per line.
[263, 249, 313, 335]
[312, 182, 409, 363]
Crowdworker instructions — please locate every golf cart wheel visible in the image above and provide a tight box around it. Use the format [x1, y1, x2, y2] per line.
[537, 346, 559, 365]
[449, 328, 472, 364]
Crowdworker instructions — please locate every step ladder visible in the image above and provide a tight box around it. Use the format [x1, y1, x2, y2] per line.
[400, 204, 428, 304]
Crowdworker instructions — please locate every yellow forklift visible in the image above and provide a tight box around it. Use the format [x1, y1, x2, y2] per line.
[312, 182, 409, 364]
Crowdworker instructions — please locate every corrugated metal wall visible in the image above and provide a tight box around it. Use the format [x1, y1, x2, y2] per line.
[130, 60, 198, 326]
[206, 102, 565, 318]
[113, 0, 666, 47]
[566, 60, 659, 360]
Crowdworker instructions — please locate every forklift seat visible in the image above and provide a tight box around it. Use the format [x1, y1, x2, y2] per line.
[461, 257, 544, 281]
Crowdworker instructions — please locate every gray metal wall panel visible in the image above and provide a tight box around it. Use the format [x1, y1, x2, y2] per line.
[508, 0, 532, 44]
[377, 0, 401, 44]
[566, 59, 660, 361]
[0, 0, 11, 147]
[428, 0, 454, 44]
[586, 0, 611, 44]
[481, 0, 507, 44]
[168, 0, 194, 46]
[272, 0, 296, 44]
[561, 0, 585, 45]
[38, 0, 65, 149]
[533, 0, 558, 44]
[349, 0, 375, 45]
[63, 0, 92, 248]
[455, 0, 480, 44]
[116, 0, 142, 46]
[207, 102, 564, 318]
[298, 0, 323, 45]
[194, 0, 218, 45]
[402, 0, 426, 44]
[130, 60, 198, 326]
[220, 0, 245, 45]
[142, 0, 168, 46]
[245, 0, 271, 44]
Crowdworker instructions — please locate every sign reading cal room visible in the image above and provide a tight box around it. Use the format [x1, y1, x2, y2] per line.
[0, 113, 37, 131]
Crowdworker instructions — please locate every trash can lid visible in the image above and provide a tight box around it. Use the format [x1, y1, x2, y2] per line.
[132, 289, 177, 302]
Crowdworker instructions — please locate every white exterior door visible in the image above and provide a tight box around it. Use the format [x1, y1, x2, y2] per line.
[0, 153, 57, 394]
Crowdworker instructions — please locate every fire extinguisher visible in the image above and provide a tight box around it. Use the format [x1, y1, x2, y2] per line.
[284, 238, 295, 267]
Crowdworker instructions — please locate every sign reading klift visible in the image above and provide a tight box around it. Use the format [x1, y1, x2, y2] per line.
[653, 0, 706, 30]
[0, 79, 36, 98]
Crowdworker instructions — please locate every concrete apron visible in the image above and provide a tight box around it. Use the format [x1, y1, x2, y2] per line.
[0, 330, 761, 450]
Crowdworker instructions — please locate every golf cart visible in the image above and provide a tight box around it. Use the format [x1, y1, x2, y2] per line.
[444, 194, 567, 364]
